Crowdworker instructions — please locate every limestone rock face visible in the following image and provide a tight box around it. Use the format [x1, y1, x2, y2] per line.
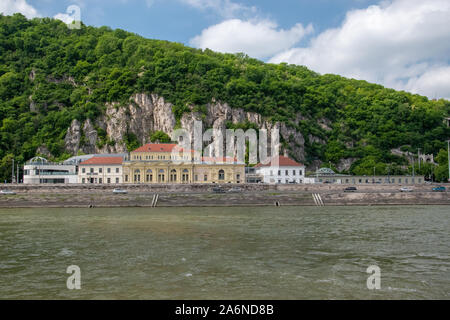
[336, 158, 359, 172]
[63, 93, 307, 163]
[64, 119, 81, 155]
[36, 145, 52, 158]
[81, 119, 98, 154]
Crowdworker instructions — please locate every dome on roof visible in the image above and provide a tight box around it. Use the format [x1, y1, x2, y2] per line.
[28, 156, 48, 164]
[316, 167, 335, 175]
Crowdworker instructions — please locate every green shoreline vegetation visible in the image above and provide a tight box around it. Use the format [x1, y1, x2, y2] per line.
[0, 13, 449, 182]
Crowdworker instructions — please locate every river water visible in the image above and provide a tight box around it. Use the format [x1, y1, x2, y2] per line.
[0, 206, 449, 299]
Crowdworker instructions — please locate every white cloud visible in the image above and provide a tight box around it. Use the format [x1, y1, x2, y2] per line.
[0, 0, 40, 18]
[269, 0, 450, 99]
[53, 12, 74, 24]
[190, 19, 313, 59]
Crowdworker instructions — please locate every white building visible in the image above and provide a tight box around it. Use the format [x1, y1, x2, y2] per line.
[255, 155, 305, 184]
[78, 156, 123, 184]
[23, 157, 78, 184]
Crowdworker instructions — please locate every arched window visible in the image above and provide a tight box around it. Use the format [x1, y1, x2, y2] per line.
[170, 169, 177, 182]
[146, 169, 153, 182]
[158, 169, 165, 183]
[218, 169, 225, 180]
[182, 169, 189, 183]
[134, 169, 141, 182]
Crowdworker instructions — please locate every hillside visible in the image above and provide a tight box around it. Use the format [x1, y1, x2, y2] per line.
[1, 14, 449, 181]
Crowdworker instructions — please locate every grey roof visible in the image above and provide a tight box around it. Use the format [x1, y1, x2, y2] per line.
[316, 167, 336, 175]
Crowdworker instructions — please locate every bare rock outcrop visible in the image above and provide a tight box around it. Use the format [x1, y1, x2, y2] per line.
[63, 93, 307, 162]
[336, 158, 359, 172]
[81, 119, 98, 154]
[36, 145, 52, 158]
[64, 119, 81, 155]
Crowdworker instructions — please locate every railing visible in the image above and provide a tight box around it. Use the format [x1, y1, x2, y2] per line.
[30, 172, 77, 176]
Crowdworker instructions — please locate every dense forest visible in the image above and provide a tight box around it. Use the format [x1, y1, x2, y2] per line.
[0, 14, 449, 182]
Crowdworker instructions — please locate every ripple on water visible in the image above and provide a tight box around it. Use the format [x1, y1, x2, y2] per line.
[0, 206, 449, 299]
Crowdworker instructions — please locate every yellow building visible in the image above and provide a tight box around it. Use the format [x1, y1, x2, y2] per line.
[122, 143, 245, 184]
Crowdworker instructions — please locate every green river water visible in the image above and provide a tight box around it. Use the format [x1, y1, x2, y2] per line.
[0, 206, 449, 299]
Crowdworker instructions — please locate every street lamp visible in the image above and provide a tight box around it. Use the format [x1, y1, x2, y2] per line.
[447, 140, 450, 182]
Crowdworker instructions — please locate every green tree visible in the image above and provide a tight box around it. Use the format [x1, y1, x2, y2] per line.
[150, 131, 172, 143]
[435, 149, 449, 182]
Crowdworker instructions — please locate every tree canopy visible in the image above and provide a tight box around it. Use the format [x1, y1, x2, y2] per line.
[0, 14, 449, 181]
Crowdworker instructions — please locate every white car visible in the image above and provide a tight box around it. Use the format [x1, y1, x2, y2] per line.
[400, 187, 413, 192]
[113, 188, 128, 194]
[0, 189, 16, 195]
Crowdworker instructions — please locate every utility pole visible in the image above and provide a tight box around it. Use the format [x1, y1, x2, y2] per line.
[387, 164, 390, 184]
[11, 158, 14, 184]
[418, 148, 421, 171]
[447, 140, 450, 182]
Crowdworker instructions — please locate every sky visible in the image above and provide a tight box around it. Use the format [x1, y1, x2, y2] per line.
[1, 0, 450, 100]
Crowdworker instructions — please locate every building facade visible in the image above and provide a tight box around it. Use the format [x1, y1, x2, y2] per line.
[255, 155, 305, 184]
[23, 157, 78, 184]
[308, 168, 425, 184]
[122, 143, 245, 184]
[78, 157, 123, 184]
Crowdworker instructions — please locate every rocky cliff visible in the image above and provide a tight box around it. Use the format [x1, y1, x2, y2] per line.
[64, 93, 314, 163]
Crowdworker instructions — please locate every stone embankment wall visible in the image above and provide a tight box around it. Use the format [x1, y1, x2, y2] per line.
[0, 183, 448, 208]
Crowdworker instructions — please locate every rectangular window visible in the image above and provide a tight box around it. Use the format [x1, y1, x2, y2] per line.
[278, 170, 281, 176]
[82, 178, 85, 183]
[82, 168, 85, 173]
[116, 178, 119, 183]
[285, 170, 288, 175]
[107, 178, 111, 184]
[99, 178, 102, 184]
[204, 174, 208, 181]
[99, 168, 102, 173]
[125, 175, 128, 182]
[293, 170, 296, 175]
[299, 170, 303, 175]
[107, 168, 111, 173]
[116, 168, 119, 173]
[90, 168, 94, 173]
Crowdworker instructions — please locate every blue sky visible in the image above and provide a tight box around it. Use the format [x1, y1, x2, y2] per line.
[2, 0, 450, 99]
[23, 0, 379, 44]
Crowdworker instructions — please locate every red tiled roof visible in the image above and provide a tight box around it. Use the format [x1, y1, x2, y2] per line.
[132, 143, 195, 153]
[254, 155, 303, 167]
[79, 157, 123, 165]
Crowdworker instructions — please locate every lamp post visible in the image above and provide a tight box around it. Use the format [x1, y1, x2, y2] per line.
[447, 140, 450, 182]
[418, 148, 421, 171]
[11, 158, 14, 184]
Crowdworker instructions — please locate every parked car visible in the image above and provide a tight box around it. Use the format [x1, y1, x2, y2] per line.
[0, 189, 16, 195]
[113, 188, 128, 194]
[432, 186, 446, 192]
[344, 187, 357, 192]
[212, 187, 226, 193]
[228, 187, 242, 193]
[400, 187, 413, 192]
